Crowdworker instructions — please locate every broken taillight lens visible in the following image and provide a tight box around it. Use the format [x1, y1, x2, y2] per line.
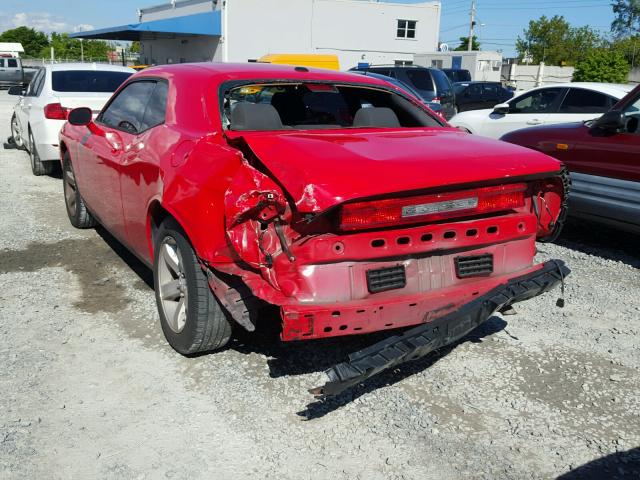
[339, 183, 527, 231]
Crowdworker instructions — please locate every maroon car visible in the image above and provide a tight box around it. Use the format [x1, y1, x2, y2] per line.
[501, 85, 640, 234]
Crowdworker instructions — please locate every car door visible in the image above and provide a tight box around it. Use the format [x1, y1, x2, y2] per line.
[481, 87, 565, 138]
[481, 83, 500, 109]
[556, 88, 617, 124]
[15, 68, 45, 140]
[6, 58, 22, 85]
[78, 80, 157, 241]
[119, 80, 169, 259]
[556, 93, 640, 228]
[467, 83, 484, 111]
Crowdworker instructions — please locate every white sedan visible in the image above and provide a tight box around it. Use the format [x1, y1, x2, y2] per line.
[9, 63, 134, 175]
[449, 82, 635, 139]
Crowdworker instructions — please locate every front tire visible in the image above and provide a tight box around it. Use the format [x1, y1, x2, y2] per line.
[10, 114, 25, 150]
[153, 219, 232, 355]
[28, 129, 53, 176]
[63, 152, 97, 228]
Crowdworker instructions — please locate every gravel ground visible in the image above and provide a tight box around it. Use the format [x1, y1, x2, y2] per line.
[0, 89, 638, 480]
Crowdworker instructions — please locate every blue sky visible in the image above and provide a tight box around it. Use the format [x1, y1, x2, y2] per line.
[0, 0, 617, 57]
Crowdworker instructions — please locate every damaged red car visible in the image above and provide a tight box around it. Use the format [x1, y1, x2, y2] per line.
[59, 64, 569, 396]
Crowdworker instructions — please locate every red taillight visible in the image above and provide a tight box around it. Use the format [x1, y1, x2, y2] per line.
[44, 103, 69, 120]
[339, 183, 527, 231]
[431, 96, 441, 104]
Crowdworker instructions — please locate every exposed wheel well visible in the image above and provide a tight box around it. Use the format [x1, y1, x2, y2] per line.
[148, 201, 172, 258]
[59, 142, 68, 164]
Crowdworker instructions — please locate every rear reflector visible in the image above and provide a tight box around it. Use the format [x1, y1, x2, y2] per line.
[44, 103, 69, 120]
[340, 183, 526, 231]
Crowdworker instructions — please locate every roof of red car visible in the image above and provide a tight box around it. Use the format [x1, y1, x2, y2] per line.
[133, 62, 390, 87]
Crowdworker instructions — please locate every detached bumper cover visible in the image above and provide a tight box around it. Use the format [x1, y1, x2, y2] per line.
[310, 259, 570, 398]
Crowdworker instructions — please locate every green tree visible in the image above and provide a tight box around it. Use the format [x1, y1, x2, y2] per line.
[612, 35, 640, 67]
[40, 33, 110, 60]
[453, 35, 480, 51]
[516, 15, 602, 65]
[611, 0, 640, 37]
[130, 41, 140, 53]
[573, 48, 630, 82]
[0, 26, 49, 57]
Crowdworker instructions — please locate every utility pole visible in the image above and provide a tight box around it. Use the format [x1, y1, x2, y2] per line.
[468, 0, 476, 52]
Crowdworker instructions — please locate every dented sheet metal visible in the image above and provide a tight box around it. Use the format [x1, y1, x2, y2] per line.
[310, 260, 570, 398]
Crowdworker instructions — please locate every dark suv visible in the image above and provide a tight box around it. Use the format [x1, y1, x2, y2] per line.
[453, 81, 514, 112]
[350, 65, 456, 119]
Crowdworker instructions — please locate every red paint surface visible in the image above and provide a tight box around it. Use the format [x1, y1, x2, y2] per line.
[59, 63, 566, 341]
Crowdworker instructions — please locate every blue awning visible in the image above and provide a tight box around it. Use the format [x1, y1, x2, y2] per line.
[71, 11, 221, 41]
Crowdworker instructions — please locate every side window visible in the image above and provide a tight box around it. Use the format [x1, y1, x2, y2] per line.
[8, 59, 18, 68]
[509, 88, 563, 114]
[483, 84, 499, 97]
[371, 68, 392, 77]
[559, 89, 612, 114]
[469, 84, 482, 96]
[26, 69, 44, 97]
[99, 81, 156, 134]
[140, 81, 168, 131]
[0, 59, 4, 67]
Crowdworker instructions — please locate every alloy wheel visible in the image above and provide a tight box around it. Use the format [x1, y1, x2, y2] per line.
[63, 164, 77, 217]
[11, 116, 23, 148]
[157, 237, 189, 333]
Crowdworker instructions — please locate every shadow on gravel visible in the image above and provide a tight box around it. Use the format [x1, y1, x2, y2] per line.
[85, 226, 510, 416]
[555, 219, 640, 269]
[95, 227, 154, 289]
[556, 447, 640, 479]
[231, 314, 507, 419]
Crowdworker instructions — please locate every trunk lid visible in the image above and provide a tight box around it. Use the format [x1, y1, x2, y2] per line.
[55, 92, 113, 115]
[230, 127, 562, 213]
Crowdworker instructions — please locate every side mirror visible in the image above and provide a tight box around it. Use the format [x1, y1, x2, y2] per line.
[8, 85, 24, 96]
[493, 103, 510, 115]
[68, 107, 92, 126]
[593, 110, 625, 133]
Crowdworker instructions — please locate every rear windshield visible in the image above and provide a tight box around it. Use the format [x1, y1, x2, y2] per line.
[223, 82, 444, 131]
[431, 70, 452, 93]
[52, 70, 132, 93]
[404, 70, 434, 92]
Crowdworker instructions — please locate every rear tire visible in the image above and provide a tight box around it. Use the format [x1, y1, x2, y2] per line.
[63, 152, 97, 228]
[28, 129, 53, 176]
[153, 219, 232, 355]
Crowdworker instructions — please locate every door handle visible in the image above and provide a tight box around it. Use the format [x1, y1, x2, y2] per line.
[526, 119, 542, 125]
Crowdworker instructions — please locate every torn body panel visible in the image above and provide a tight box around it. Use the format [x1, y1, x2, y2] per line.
[217, 139, 567, 338]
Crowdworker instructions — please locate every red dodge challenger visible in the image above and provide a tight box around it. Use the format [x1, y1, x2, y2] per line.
[58, 63, 569, 396]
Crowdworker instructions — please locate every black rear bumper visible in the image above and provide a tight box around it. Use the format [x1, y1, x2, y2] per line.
[310, 260, 570, 398]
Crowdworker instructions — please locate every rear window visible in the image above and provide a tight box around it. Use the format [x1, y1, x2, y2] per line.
[8, 58, 18, 68]
[52, 70, 132, 93]
[405, 70, 434, 92]
[431, 70, 452, 94]
[223, 82, 444, 131]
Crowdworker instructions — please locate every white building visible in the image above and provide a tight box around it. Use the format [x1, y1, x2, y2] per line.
[414, 51, 503, 82]
[73, 0, 441, 70]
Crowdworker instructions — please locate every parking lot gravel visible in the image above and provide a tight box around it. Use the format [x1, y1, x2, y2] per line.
[0, 89, 638, 480]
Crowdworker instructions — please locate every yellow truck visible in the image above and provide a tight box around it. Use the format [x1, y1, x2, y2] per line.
[257, 54, 340, 71]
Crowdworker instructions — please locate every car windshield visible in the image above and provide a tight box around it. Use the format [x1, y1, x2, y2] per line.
[222, 82, 443, 131]
[52, 70, 132, 93]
